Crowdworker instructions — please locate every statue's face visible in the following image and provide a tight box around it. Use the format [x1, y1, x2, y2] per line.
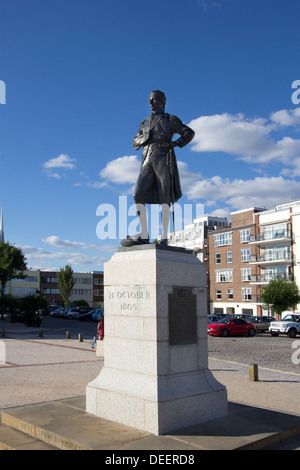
[149, 92, 164, 113]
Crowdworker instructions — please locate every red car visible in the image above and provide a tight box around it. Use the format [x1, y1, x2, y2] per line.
[207, 318, 257, 337]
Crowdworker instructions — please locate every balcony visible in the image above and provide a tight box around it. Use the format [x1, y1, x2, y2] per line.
[249, 229, 291, 245]
[250, 252, 293, 265]
[250, 274, 292, 285]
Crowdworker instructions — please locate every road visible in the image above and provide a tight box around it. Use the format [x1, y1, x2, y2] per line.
[208, 333, 300, 374]
[1, 316, 299, 412]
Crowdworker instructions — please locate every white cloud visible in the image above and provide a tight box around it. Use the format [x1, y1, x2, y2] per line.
[184, 173, 300, 212]
[42, 154, 76, 179]
[21, 245, 108, 267]
[42, 235, 117, 253]
[189, 113, 274, 158]
[188, 110, 300, 170]
[43, 154, 76, 170]
[270, 108, 300, 127]
[100, 155, 140, 185]
[197, 0, 221, 10]
[42, 236, 96, 250]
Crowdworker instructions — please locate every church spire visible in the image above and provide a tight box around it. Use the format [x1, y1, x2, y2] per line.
[0, 203, 4, 242]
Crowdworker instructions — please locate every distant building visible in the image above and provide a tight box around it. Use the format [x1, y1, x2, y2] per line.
[40, 271, 63, 307]
[167, 214, 229, 262]
[41, 270, 103, 308]
[209, 200, 300, 317]
[6, 270, 40, 298]
[92, 271, 104, 308]
[209, 208, 263, 316]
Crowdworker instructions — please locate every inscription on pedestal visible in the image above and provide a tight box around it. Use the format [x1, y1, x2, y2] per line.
[106, 288, 151, 312]
[168, 287, 197, 346]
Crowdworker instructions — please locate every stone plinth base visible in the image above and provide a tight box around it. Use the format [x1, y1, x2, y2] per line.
[86, 245, 227, 435]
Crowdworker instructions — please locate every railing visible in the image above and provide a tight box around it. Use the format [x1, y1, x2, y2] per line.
[250, 229, 291, 242]
[250, 274, 292, 283]
[250, 252, 293, 263]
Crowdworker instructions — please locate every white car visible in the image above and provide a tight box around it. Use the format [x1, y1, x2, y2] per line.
[66, 308, 80, 319]
[269, 314, 300, 338]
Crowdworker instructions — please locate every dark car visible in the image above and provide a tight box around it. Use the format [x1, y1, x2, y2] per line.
[207, 314, 224, 323]
[246, 316, 275, 332]
[78, 310, 96, 321]
[207, 318, 257, 337]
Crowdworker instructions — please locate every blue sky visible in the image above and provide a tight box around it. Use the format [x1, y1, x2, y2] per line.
[1, 0, 300, 272]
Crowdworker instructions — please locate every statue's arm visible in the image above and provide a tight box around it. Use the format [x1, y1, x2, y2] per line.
[132, 120, 150, 150]
[171, 115, 195, 148]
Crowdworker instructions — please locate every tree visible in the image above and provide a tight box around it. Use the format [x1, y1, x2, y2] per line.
[57, 265, 74, 307]
[0, 241, 27, 319]
[261, 279, 300, 319]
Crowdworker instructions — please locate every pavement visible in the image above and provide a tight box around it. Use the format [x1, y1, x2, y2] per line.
[1, 319, 300, 451]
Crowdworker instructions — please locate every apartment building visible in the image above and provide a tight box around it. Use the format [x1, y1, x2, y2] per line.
[209, 208, 262, 316]
[250, 199, 300, 314]
[38, 271, 103, 308]
[6, 270, 40, 299]
[40, 271, 63, 306]
[167, 214, 229, 262]
[92, 271, 104, 308]
[292, 204, 300, 302]
[209, 199, 300, 316]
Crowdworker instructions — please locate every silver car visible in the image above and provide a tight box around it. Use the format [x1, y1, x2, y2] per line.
[246, 316, 275, 332]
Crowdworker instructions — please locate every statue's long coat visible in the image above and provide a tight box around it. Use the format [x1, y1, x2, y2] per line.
[132, 112, 195, 205]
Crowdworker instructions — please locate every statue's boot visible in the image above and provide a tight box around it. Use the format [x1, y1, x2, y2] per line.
[121, 233, 150, 247]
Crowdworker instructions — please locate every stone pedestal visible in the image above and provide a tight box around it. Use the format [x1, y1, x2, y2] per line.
[86, 245, 227, 435]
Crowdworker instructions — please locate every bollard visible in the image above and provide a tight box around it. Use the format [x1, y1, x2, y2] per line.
[66, 331, 71, 339]
[78, 333, 83, 342]
[1, 328, 5, 338]
[38, 330, 43, 338]
[249, 363, 259, 382]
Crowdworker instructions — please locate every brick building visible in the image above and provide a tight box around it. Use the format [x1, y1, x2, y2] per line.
[209, 208, 262, 316]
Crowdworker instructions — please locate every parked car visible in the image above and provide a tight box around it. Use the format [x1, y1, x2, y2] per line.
[78, 310, 96, 321]
[92, 309, 104, 322]
[207, 314, 223, 323]
[207, 318, 257, 337]
[54, 307, 67, 317]
[66, 308, 81, 319]
[269, 314, 300, 338]
[245, 316, 275, 332]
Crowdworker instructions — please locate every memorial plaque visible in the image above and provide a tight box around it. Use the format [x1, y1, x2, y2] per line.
[168, 287, 197, 346]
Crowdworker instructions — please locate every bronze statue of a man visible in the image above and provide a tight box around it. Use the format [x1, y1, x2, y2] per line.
[121, 90, 195, 247]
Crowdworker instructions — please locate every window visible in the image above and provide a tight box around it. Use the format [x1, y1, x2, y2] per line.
[240, 229, 250, 243]
[94, 278, 103, 285]
[227, 251, 232, 263]
[75, 278, 92, 285]
[227, 288, 233, 300]
[94, 289, 104, 296]
[215, 270, 233, 282]
[216, 289, 222, 300]
[242, 287, 252, 301]
[215, 233, 232, 247]
[241, 268, 251, 281]
[241, 249, 251, 262]
[215, 253, 221, 264]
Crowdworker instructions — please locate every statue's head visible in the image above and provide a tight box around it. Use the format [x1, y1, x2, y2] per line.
[149, 90, 166, 112]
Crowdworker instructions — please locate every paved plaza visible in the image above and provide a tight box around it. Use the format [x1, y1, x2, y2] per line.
[0, 317, 300, 450]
